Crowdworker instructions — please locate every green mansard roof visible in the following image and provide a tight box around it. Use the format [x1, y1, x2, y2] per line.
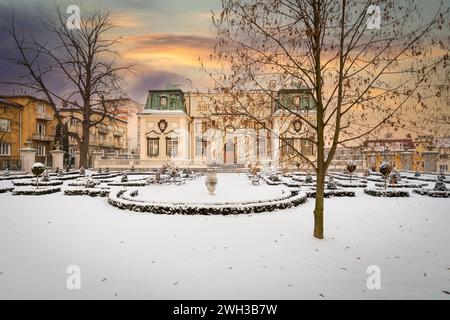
[143, 89, 187, 113]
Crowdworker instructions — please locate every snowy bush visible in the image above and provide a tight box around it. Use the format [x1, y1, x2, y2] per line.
[0, 186, 14, 193]
[12, 186, 61, 195]
[413, 189, 449, 198]
[85, 176, 96, 188]
[79, 167, 86, 176]
[363, 189, 409, 197]
[121, 172, 128, 183]
[306, 190, 355, 198]
[64, 188, 110, 197]
[433, 179, 447, 191]
[327, 176, 338, 190]
[42, 170, 50, 182]
[305, 174, 313, 184]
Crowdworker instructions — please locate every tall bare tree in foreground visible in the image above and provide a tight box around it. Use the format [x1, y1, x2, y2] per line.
[210, 0, 449, 238]
[1, 6, 131, 168]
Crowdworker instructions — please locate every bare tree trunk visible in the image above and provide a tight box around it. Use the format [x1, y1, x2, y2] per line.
[80, 119, 90, 168]
[314, 129, 325, 239]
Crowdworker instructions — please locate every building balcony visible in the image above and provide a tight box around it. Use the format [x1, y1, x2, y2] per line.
[32, 133, 54, 142]
[36, 112, 54, 121]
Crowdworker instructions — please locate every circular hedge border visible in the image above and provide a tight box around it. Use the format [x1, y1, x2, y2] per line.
[108, 189, 308, 215]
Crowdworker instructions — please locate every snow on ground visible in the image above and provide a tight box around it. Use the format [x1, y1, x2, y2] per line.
[134, 173, 287, 204]
[0, 173, 449, 299]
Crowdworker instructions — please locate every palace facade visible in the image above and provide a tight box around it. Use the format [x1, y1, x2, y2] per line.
[133, 87, 317, 170]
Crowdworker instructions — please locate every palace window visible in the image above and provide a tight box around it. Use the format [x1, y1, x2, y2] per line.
[302, 95, 310, 109]
[281, 138, 295, 156]
[37, 145, 46, 156]
[160, 96, 168, 108]
[166, 138, 178, 157]
[0, 142, 11, 155]
[0, 119, 10, 132]
[301, 139, 313, 156]
[195, 138, 207, 157]
[147, 138, 159, 157]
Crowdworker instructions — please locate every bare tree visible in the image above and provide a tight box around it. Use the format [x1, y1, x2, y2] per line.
[1, 6, 131, 168]
[209, 0, 448, 239]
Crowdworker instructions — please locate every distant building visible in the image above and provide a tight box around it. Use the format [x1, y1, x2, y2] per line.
[60, 104, 128, 167]
[436, 137, 450, 172]
[362, 137, 443, 173]
[0, 96, 58, 170]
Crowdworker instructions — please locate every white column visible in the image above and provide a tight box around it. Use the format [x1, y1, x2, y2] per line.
[74, 151, 80, 169]
[19, 146, 37, 173]
[50, 149, 64, 171]
[180, 118, 190, 162]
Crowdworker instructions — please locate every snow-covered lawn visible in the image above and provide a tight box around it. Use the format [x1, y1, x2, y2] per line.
[134, 173, 287, 204]
[0, 173, 449, 299]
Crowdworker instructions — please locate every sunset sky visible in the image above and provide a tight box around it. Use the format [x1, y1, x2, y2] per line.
[0, 0, 222, 102]
[0, 0, 447, 107]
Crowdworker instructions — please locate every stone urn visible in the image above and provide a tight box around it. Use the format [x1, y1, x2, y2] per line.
[205, 169, 218, 195]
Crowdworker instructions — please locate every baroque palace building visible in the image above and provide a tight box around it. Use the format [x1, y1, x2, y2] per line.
[130, 87, 317, 170]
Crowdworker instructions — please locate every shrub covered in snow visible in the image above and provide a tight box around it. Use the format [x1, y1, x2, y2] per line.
[79, 167, 86, 176]
[327, 176, 338, 190]
[305, 174, 313, 184]
[12, 186, 61, 195]
[0, 186, 14, 193]
[364, 188, 409, 197]
[42, 170, 50, 182]
[121, 172, 128, 183]
[306, 190, 355, 198]
[85, 176, 97, 188]
[413, 189, 449, 198]
[64, 188, 110, 197]
[433, 179, 447, 191]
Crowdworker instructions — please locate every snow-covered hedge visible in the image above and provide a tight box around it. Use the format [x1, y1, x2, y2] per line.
[12, 186, 61, 195]
[64, 188, 110, 197]
[363, 188, 409, 197]
[306, 190, 355, 198]
[67, 181, 100, 187]
[13, 180, 63, 187]
[0, 187, 14, 193]
[108, 181, 148, 187]
[374, 183, 427, 188]
[337, 182, 367, 188]
[53, 174, 83, 181]
[413, 189, 449, 198]
[108, 189, 307, 215]
[0, 174, 34, 181]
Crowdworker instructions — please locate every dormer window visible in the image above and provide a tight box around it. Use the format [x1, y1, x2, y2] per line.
[160, 96, 168, 107]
